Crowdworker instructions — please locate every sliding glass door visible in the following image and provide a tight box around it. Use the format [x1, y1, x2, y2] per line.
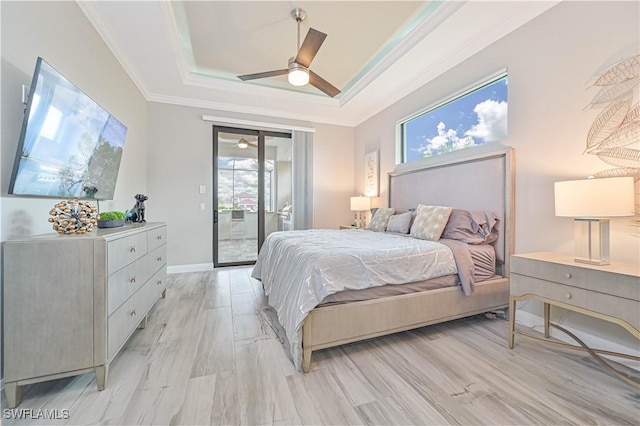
[213, 126, 291, 267]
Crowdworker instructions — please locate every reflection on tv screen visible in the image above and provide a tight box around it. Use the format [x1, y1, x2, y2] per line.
[9, 58, 127, 200]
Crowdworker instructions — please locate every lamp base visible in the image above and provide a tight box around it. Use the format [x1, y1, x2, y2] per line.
[574, 218, 610, 265]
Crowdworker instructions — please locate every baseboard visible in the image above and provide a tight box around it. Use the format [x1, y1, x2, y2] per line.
[167, 263, 214, 274]
[515, 309, 640, 371]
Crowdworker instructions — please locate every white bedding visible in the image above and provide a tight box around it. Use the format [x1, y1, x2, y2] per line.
[251, 229, 457, 370]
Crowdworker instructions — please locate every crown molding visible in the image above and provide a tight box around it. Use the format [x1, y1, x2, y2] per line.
[347, 1, 561, 126]
[77, 1, 151, 100]
[339, 1, 464, 107]
[158, 1, 194, 84]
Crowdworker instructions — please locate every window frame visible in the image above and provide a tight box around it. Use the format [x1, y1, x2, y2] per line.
[397, 69, 508, 164]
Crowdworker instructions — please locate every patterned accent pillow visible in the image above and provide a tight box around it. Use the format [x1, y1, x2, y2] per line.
[368, 208, 395, 232]
[385, 212, 412, 234]
[409, 204, 453, 241]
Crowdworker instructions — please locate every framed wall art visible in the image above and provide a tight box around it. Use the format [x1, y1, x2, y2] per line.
[364, 150, 379, 197]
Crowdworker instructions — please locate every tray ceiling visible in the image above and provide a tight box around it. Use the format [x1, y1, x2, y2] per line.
[78, 1, 560, 126]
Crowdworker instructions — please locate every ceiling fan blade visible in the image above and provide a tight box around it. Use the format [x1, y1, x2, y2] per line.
[294, 28, 327, 68]
[309, 71, 341, 98]
[238, 69, 288, 81]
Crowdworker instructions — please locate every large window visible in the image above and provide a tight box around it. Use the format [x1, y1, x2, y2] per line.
[217, 157, 274, 212]
[401, 74, 508, 163]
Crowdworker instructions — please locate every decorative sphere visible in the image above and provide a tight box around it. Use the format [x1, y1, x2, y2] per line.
[49, 199, 98, 235]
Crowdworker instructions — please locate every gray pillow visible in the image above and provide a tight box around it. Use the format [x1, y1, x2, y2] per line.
[385, 212, 412, 234]
[441, 209, 499, 244]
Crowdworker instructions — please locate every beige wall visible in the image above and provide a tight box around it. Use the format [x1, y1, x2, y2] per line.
[147, 102, 354, 268]
[354, 1, 639, 355]
[355, 1, 639, 264]
[312, 123, 356, 229]
[0, 1, 147, 383]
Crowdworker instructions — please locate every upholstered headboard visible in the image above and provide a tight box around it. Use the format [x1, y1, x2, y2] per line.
[389, 146, 514, 277]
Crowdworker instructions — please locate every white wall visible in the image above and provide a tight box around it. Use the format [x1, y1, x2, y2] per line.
[147, 102, 355, 268]
[354, 1, 639, 358]
[0, 1, 147, 384]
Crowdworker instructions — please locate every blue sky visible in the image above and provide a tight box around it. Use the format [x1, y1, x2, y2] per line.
[405, 76, 508, 161]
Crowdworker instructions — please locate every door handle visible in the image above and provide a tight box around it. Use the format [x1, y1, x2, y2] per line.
[214, 210, 218, 224]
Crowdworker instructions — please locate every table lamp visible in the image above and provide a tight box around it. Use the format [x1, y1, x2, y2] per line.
[554, 176, 634, 265]
[350, 196, 371, 228]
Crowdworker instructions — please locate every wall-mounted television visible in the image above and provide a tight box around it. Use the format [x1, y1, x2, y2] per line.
[8, 57, 127, 200]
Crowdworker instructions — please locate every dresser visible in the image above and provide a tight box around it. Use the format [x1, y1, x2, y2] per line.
[509, 252, 639, 386]
[3, 223, 168, 408]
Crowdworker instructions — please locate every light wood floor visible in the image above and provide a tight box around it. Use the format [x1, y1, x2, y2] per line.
[2, 267, 639, 425]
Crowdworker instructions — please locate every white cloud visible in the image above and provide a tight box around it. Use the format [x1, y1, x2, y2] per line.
[465, 100, 507, 143]
[422, 121, 474, 154]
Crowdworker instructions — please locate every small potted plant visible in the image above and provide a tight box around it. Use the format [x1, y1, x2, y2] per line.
[97, 211, 126, 228]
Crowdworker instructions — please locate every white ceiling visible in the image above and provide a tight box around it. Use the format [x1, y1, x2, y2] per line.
[78, 1, 559, 127]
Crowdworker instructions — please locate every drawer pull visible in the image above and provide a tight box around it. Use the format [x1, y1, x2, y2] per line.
[129, 246, 136, 253]
[157, 280, 162, 285]
[565, 292, 572, 299]
[129, 276, 136, 283]
[156, 256, 162, 262]
[129, 309, 137, 316]
[156, 235, 163, 240]
[565, 273, 572, 279]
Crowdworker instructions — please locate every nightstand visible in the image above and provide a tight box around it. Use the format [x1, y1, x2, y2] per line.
[508, 252, 639, 387]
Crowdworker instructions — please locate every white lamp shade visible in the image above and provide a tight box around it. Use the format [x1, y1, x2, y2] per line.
[554, 177, 635, 217]
[350, 196, 371, 211]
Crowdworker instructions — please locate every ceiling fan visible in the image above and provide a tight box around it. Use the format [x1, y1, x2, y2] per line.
[237, 137, 256, 149]
[237, 8, 341, 98]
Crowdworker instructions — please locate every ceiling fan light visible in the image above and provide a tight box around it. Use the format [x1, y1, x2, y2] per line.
[237, 139, 249, 149]
[288, 68, 309, 86]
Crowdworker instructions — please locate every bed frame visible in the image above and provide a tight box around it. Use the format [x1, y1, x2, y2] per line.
[301, 146, 515, 372]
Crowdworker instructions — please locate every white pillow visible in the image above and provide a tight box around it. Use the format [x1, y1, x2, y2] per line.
[409, 204, 453, 241]
[385, 212, 412, 234]
[368, 208, 395, 232]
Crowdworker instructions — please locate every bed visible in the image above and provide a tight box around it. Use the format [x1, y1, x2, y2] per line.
[252, 146, 515, 372]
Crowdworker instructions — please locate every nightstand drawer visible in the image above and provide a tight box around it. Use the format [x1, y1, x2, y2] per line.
[511, 256, 639, 301]
[511, 274, 640, 330]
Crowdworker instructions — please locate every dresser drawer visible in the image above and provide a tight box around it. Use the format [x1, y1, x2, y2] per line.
[107, 268, 167, 360]
[140, 269, 167, 314]
[107, 258, 149, 316]
[108, 233, 148, 274]
[511, 274, 640, 330]
[147, 244, 167, 277]
[147, 226, 167, 252]
[148, 268, 167, 300]
[107, 294, 141, 360]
